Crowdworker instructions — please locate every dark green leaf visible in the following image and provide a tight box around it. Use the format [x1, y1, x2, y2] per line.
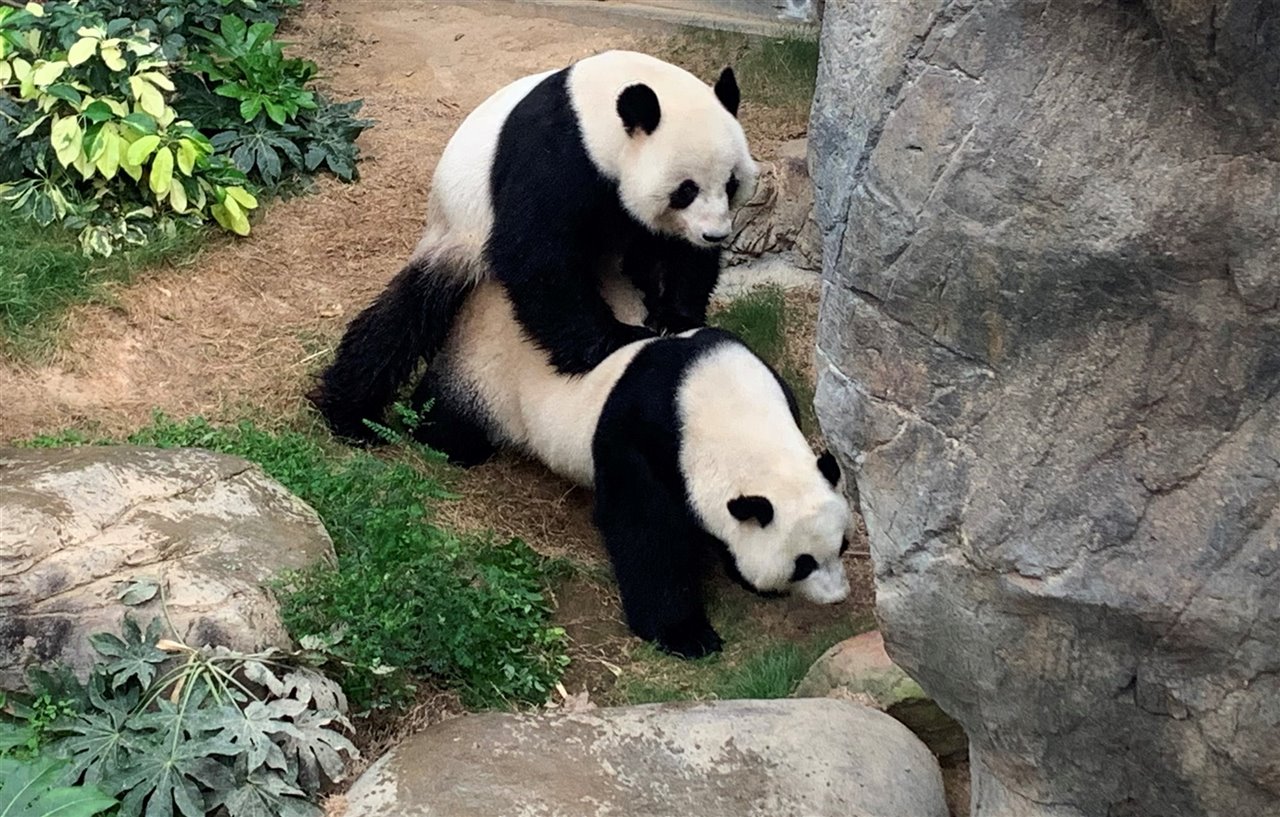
[276, 709, 355, 796]
[210, 766, 319, 817]
[0, 756, 116, 817]
[122, 113, 158, 135]
[44, 84, 83, 107]
[81, 101, 115, 124]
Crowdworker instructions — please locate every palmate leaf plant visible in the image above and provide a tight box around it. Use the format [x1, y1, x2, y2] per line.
[3, 612, 359, 817]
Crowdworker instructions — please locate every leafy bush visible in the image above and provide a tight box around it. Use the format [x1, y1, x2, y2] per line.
[2, 616, 358, 817]
[31, 414, 570, 713]
[0, 0, 371, 256]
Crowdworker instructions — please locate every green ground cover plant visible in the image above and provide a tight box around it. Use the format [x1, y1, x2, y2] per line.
[26, 414, 570, 714]
[1, 613, 358, 817]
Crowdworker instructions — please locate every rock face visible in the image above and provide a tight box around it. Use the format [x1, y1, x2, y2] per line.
[343, 699, 949, 817]
[810, 2, 1280, 816]
[729, 138, 822, 270]
[0, 446, 335, 688]
[795, 630, 967, 763]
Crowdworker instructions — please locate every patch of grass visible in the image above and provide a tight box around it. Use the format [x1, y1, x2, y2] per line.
[651, 28, 820, 116]
[613, 591, 870, 705]
[710, 285, 787, 364]
[0, 211, 203, 348]
[25, 413, 569, 714]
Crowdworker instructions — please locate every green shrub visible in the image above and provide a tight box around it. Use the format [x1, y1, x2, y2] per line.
[33, 414, 570, 713]
[0, 0, 371, 256]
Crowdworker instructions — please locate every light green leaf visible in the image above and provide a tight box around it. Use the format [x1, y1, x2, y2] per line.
[138, 82, 165, 119]
[224, 185, 258, 210]
[16, 114, 49, 138]
[149, 146, 174, 196]
[32, 60, 68, 87]
[67, 37, 99, 67]
[125, 133, 160, 165]
[24, 2, 44, 17]
[169, 179, 188, 213]
[100, 43, 125, 72]
[136, 71, 174, 92]
[95, 129, 121, 179]
[50, 115, 84, 168]
[176, 140, 196, 175]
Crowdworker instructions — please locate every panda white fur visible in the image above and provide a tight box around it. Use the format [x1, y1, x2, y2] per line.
[413, 275, 852, 659]
[309, 50, 759, 442]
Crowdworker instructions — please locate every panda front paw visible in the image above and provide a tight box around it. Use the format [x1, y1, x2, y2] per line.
[655, 618, 723, 660]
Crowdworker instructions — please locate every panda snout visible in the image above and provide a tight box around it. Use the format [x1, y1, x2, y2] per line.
[701, 230, 730, 244]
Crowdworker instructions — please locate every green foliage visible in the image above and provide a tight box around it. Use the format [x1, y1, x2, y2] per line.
[56, 413, 570, 713]
[0, 0, 371, 257]
[0, 755, 116, 817]
[3, 615, 357, 817]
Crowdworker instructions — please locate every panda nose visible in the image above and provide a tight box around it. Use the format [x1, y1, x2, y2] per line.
[702, 230, 730, 244]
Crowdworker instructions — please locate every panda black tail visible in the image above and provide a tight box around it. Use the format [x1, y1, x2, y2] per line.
[307, 256, 473, 443]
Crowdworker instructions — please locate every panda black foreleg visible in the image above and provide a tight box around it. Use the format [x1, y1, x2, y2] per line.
[491, 250, 654, 375]
[406, 371, 496, 468]
[592, 441, 721, 659]
[625, 236, 722, 335]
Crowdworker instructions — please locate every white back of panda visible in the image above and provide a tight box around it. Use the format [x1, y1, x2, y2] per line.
[437, 271, 654, 486]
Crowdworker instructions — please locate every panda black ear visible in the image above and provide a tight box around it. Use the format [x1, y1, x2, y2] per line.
[714, 67, 740, 118]
[617, 83, 661, 136]
[817, 451, 841, 487]
[728, 495, 774, 527]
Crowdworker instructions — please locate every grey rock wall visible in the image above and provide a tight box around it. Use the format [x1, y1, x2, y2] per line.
[810, 1, 1279, 815]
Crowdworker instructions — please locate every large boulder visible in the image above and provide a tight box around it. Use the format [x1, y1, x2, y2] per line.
[795, 630, 967, 763]
[343, 699, 949, 817]
[810, 2, 1280, 816]
[0, 446, 335, 688]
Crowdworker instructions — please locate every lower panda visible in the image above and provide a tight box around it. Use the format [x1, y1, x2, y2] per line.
[412, 276, 852, 658]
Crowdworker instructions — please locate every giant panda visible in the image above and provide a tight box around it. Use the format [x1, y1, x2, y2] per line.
[412, 276, 852, 659]
[308, 50, 760, 442]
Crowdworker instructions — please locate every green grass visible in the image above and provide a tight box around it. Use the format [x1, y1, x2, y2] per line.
[615, 603, 868, 705]
[653, 28, 820, 112]
[0, 211, 202, 349]
[25, 413, 569, 714]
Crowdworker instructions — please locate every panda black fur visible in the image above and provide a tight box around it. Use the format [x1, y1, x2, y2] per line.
[309, 51, 759, 442]
[416, 278, 852, 659]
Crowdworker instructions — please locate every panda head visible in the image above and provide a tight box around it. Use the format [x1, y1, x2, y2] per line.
[610, 66, 759, 249]
[722, 451, 853, 605]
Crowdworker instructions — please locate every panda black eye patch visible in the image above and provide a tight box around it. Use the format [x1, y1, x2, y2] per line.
[791, 554, 818, 582]
[726, 174, 739, 200]
[669, 179, 699, 209]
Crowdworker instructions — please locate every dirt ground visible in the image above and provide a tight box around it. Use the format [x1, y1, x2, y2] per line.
[0, 0, 949, 808]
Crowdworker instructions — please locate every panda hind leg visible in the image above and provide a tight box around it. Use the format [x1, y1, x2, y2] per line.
[592, 441, 721, 659]
[407, 371, 496, 467]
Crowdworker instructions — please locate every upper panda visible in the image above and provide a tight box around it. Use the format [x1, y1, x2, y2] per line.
[309, 50, 759, 441]
[410, 275, 852, 659]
